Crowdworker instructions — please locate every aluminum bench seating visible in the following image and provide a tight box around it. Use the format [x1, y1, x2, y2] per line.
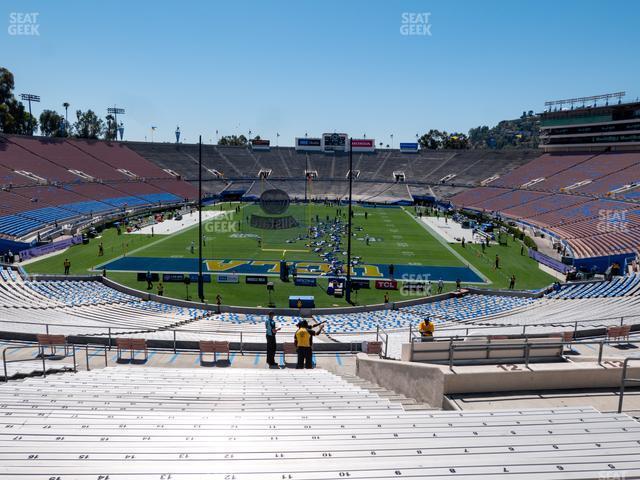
[402, 336, 564, 364]
[0, 367, 638, 478]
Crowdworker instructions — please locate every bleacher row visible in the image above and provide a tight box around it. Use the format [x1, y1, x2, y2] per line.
[0, 269, 210, 336]
[1, 268, 639, 352]
[450, 151, 640, 258]
[0, 135, 197, 237]
[0, 367, 638, 479]
[128, 142, 539, 197]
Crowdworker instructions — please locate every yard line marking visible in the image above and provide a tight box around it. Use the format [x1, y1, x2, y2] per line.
[402, 207, 488, 284]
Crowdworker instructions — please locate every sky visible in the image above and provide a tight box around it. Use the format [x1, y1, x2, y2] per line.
[1, 0, 639, 145]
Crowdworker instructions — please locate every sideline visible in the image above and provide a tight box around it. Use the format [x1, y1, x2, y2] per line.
[401, 207, 489, 284]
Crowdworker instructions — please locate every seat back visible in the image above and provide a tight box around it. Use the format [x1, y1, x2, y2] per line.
[130, 339, 147, 351]
[362, 341, 383, 355]
[116, 338, 132, 349]
[48, 335, 66, 346]
[214, 341, 230, 353]
[283, 342, 297, 354]
[199, 341, 216, 353]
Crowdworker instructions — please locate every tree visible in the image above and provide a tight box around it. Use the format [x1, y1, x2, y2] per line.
[218, 134, 248, 146]
[418, 129, 446, 150]
[104, 114, 117, 141]
[73, 109, 104, 139]
[0, 67, 38, 134]
[468, 114, 540, 149]
[39, 109, 65, 137]
[443, 132, 469, 149]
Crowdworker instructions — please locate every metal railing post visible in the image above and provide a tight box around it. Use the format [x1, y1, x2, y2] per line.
[448, 342, 454, 372]
[3, 349, 8, 382]
[597, 341, 604, 365]
[85, 345, 90, 371]
[41, 350, 46, 377]
[46, 324, 50, 335]
[524, 341, 531, 368]
[376, 325, 379, 343]
[173, 330, 177, 354]
[617, 358, 640, 413]
[108, 328, 112, 351]
[104, 346, 108, 367]
[72, 345, 77, 373]
[240, 332, 244, 356]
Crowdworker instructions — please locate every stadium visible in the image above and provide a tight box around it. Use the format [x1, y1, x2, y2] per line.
[1, 1, 640, 478]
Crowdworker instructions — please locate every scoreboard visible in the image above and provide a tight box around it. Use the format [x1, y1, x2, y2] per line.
[322, 133, 348, 152]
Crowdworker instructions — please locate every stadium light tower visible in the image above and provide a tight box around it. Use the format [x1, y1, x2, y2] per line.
[345, 137, 354, 304]
[107, 106, 125, 141]
[197, 135, 204, 302]
[20, 93, 40, 135]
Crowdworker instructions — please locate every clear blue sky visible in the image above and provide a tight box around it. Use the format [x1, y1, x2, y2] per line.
[2, 0, 639, 145]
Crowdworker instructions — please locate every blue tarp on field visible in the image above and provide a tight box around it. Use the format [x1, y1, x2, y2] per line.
[99, 256, 484, 283]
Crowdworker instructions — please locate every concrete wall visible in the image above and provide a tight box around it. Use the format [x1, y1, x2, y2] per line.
[356, 354, 640, 408]
[356, 353, 445, 408]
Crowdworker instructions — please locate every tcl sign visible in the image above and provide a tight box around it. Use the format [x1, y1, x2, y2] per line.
[375, 280, 398, 290]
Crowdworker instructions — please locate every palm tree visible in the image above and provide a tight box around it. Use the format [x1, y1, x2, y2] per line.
[62, 102, 70, 135]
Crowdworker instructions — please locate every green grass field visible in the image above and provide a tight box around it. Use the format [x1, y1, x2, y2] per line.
[25, 202, 555, 307]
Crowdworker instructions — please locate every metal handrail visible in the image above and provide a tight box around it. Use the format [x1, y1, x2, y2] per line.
[617, 357, 640, 413]
[408, 337, 631, 371]
[2, 344, 77, 382]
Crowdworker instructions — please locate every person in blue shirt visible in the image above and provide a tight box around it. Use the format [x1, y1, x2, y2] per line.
[265, 311, 280, 367]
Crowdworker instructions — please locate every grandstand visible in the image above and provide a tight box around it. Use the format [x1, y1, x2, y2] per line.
[0, 135, 197, 240]
[2, 367, 638, 478]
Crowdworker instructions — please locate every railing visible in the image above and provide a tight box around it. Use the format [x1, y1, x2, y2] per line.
[0, 311, 638, 353]
[617, 357, 640, 413]
[2, 343, 110, 382]
[408, 337, 633, 370]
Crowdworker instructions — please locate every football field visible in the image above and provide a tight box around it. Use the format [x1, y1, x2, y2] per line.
[25, 202, 554, 308]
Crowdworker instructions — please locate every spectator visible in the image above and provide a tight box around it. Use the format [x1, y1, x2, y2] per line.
[216, 294, 222, 314]
[265, 311, 280, 368]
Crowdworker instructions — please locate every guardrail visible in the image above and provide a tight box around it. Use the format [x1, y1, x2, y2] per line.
[2, 344, 110, 382]
[0, 311, 639, 348]
[617, 357, 640, 413]
[408, 337, 634, 371]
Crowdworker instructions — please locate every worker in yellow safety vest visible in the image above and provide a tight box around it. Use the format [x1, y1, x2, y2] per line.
[418, 317, 435, 341]
[294, 320, 324, 369]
